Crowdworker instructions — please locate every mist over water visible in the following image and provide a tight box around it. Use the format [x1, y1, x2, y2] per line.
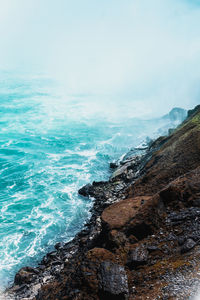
[0, 0, 200, 113]
[0, 0, 200, 293]
[0, 72, 186, 289]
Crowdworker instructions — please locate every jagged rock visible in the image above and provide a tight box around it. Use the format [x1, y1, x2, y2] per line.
[78, 183, 93, 197]
[110, 162, 118, 169]
[98, 261, 129, 299]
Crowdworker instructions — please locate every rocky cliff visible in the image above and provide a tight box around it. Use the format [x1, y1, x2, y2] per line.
[7, 105, 200, 300]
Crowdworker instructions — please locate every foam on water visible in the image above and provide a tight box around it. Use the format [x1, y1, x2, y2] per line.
[0, 73, 184, 290]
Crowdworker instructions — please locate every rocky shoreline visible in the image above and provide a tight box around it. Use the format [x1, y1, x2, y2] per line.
[6, 105, 200, 299]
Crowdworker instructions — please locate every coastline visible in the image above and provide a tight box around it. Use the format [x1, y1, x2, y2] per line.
[6, 105, 200, 299]
[6, 131, 156, 299]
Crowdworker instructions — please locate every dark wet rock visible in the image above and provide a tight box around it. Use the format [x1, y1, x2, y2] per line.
[50, 264, 63, 277]
[127, 246, 149, 268]
[98, 261, 129, 299]
[181, 238, 196, 253]
[110, 162, 118, 169]
[47, 251, 58, 258]
[41, 255, 51, 265]
[55, 242, 64, 250]
[78, 183, 93, 197]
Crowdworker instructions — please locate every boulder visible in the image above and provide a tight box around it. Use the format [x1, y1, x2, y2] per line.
[110, 162, 118, 169]
[78, 183, 93, 197]
[98, 261, 129, 299]
[101, 196, 151, 230]
[80, 248, 117, 293]
[87, 247, 116, 263]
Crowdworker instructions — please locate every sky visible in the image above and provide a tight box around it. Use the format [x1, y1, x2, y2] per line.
[0, 0, 200, 114]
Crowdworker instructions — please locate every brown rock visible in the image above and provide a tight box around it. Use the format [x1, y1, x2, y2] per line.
[86, 247, 116, 263]
[101, 196, 151, 230]
[80, 248, 117, 294]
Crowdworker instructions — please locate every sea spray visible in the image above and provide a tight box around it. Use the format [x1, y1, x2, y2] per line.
[0, 73, 186, 289]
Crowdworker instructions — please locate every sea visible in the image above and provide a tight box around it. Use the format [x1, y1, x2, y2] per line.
[0, 72, 185, 289]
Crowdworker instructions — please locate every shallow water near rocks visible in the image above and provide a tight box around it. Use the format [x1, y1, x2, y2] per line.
[0, 72, 184, 289]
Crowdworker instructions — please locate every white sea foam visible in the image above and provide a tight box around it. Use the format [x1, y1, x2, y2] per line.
[0, 70, 191, 290]
[8, 183, 16, 189]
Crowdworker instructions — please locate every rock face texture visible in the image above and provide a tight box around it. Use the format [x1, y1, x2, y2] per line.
[98, 261, 129, 299]
[6, 105, 200, 300]
[101, 196, 152, 230]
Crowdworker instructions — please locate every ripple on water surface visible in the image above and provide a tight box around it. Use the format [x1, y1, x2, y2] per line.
[0, 74, 180, 289]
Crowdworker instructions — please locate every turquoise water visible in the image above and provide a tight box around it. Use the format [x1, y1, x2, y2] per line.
[0, 73, 180, 289]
